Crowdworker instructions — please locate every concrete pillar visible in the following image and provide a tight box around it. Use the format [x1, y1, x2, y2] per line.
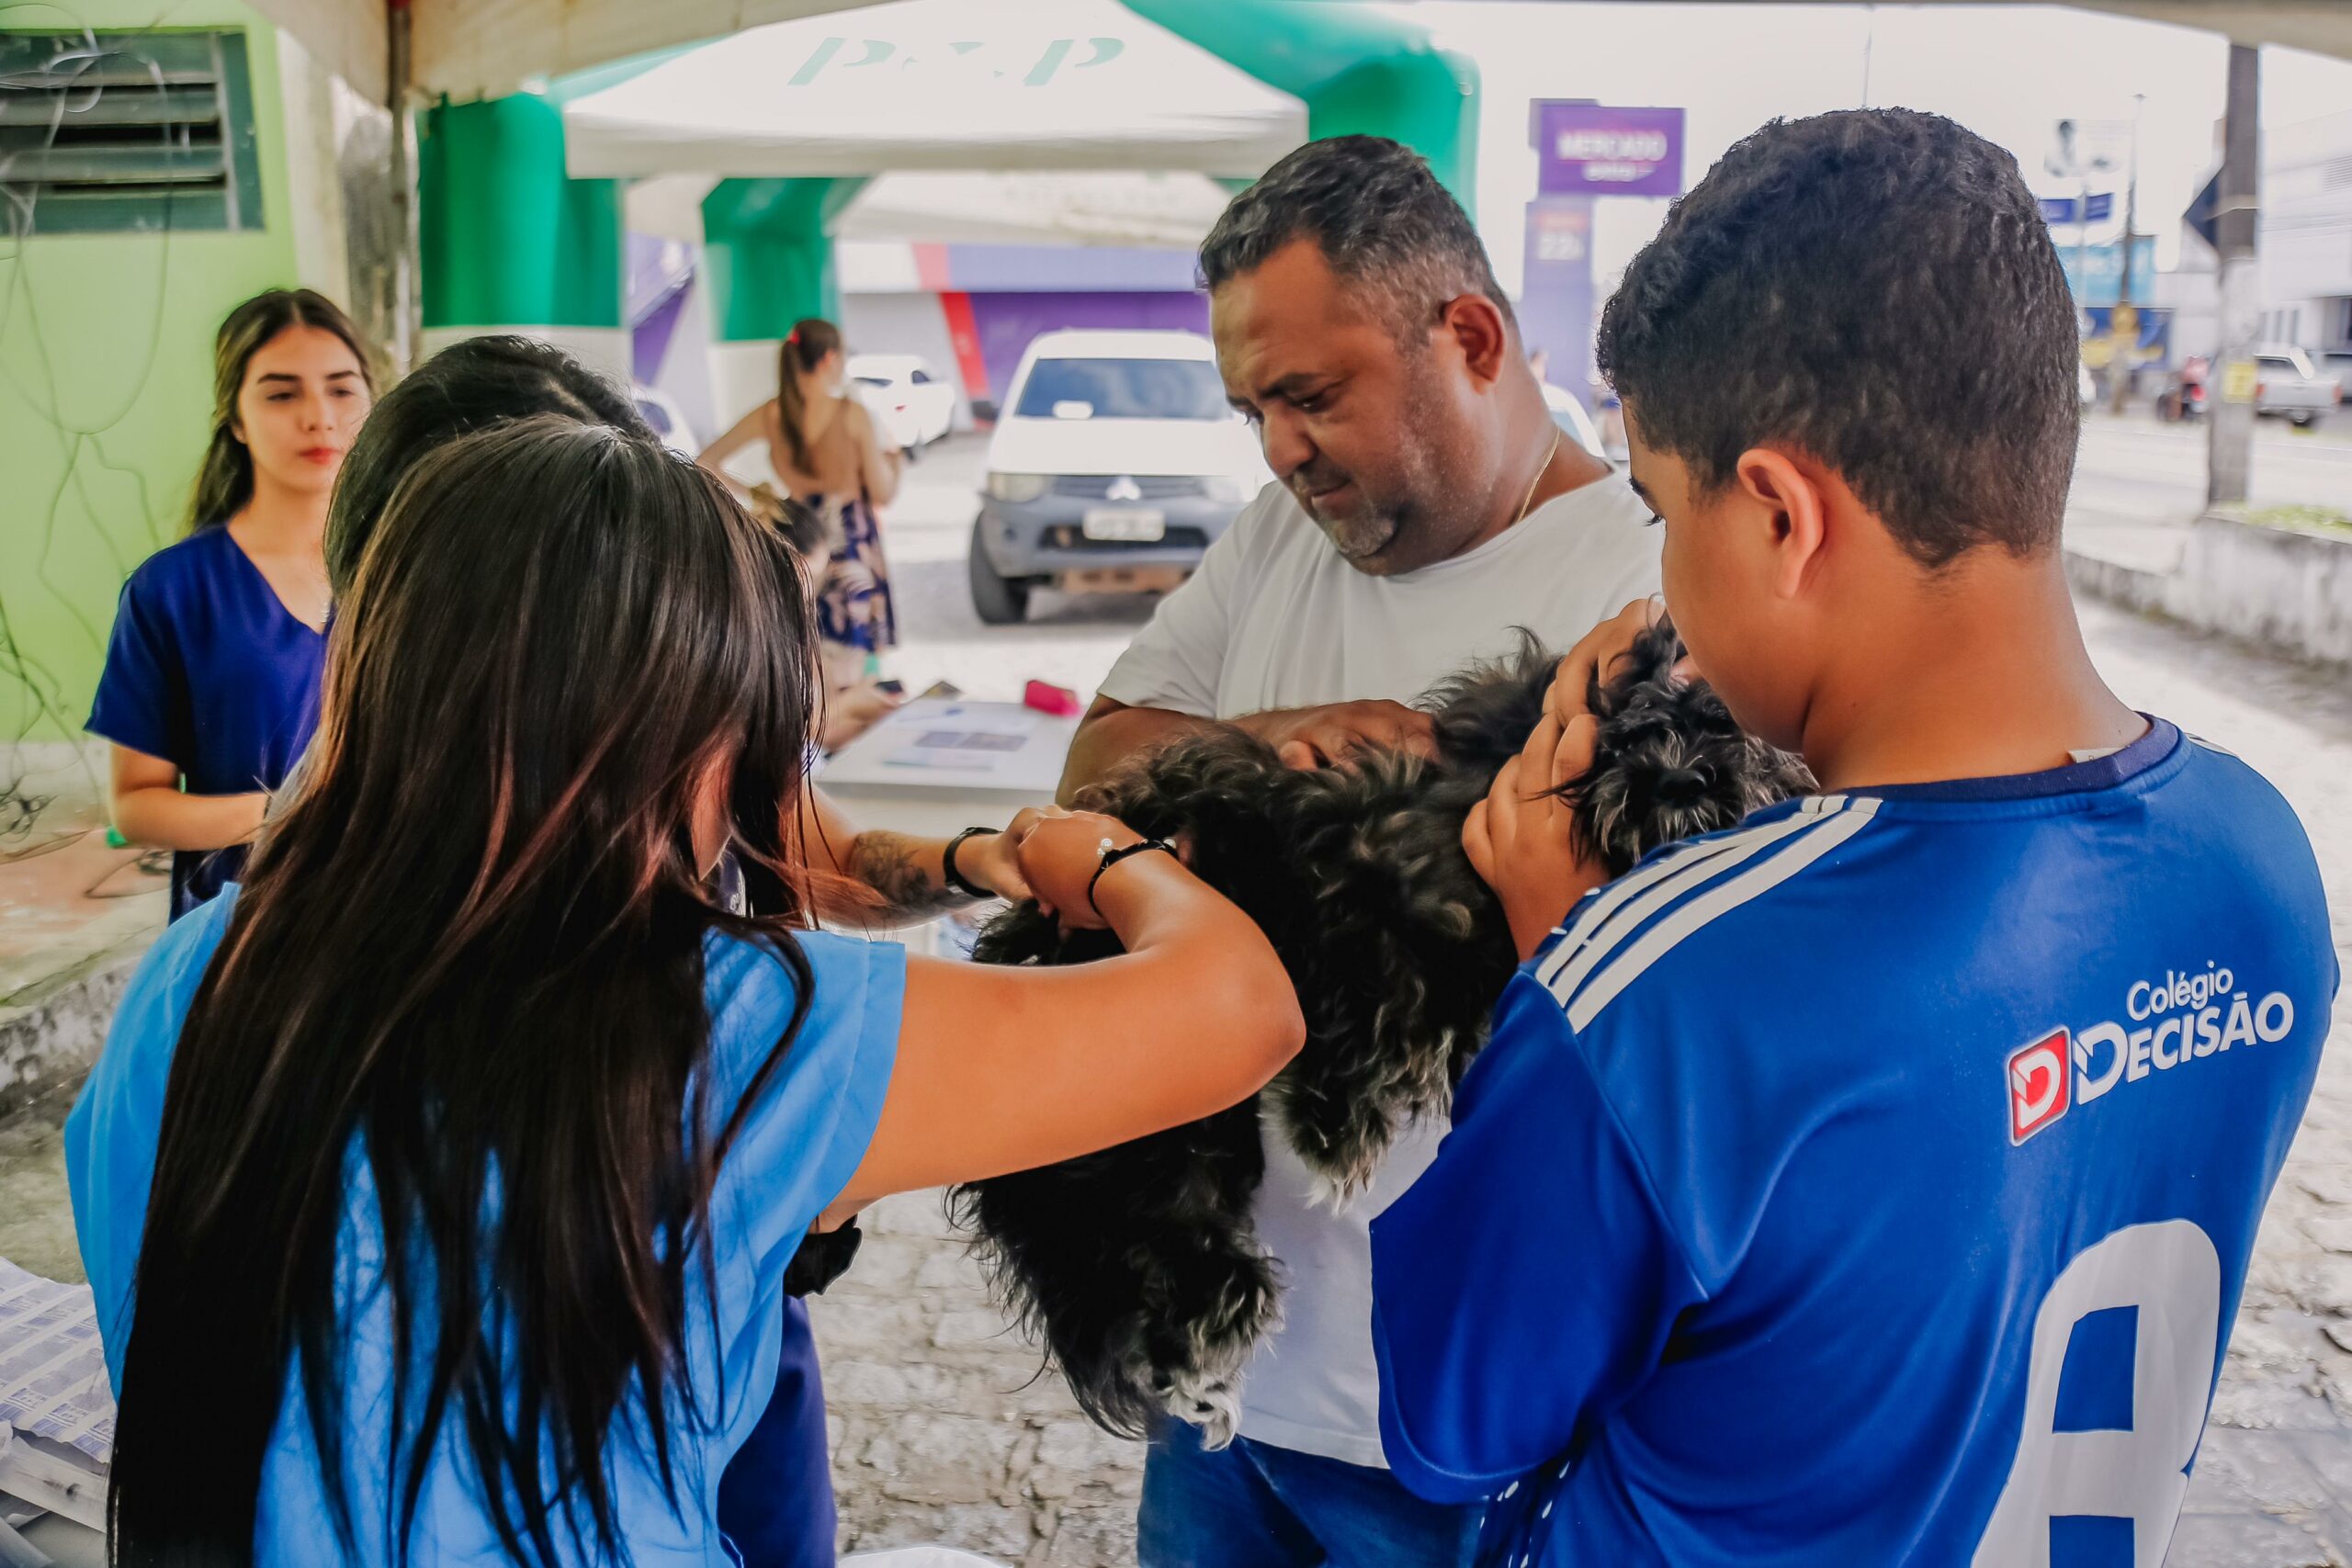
[699, 176, 866, 427]
[2208, 44, 2259, 511]
[415, 94, 628, 382]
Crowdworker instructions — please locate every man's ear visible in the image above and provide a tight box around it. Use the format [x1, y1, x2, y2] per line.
[1733, 447, 1827, 600]
[1437, 293, 1511, 387]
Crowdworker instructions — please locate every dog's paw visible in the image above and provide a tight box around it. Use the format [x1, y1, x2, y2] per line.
[1161, 1369, 1242, 1450]
[1303, 1167, 1368, 1213]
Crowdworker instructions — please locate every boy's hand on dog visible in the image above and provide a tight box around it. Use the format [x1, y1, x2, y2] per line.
[1012, 806, 1145, 930]
[1238, 700, 1438, 771]
[1465, 600, 1665, 961]
[1546, 598, 1668, 739]
[1465, 709, 1610, 961]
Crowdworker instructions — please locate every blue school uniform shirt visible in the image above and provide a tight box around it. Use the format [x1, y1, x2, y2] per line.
[65, 887, 904, 1565]
[1371, 720, 2338, 1566]
[85, 526, 326, 920]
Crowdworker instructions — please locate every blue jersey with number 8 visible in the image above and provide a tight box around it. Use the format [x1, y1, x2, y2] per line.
[1371, 719, 2337, 1566]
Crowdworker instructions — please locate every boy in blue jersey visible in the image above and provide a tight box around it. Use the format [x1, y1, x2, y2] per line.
[1368, 108, 2339, 1566]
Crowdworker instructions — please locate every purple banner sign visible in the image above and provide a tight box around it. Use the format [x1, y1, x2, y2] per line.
[1534, 104, 1685, 198]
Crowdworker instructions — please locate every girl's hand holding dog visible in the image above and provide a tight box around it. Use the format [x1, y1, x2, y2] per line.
[1465, 599, 1663, 962]
[1012, 807, 1147, 931]
[952, 811, 1037, 903]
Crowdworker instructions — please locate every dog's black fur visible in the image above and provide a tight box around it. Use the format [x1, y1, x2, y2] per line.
[950, 624, 1811, 1442]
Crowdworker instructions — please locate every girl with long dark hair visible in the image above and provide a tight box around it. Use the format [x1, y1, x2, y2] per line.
[86, 288, 375, 919]
[323, 336, 1036, 935]
[313, 334, 1035, 1568]
[696, 320, 901, 685]
[65, 417, 1300, 1565]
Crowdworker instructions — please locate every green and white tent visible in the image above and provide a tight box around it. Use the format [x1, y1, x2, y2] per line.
[558, 0, 1308, 182]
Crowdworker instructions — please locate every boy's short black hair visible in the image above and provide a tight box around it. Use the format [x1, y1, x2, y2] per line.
[1200, 134, 1511, 341]
[327, 335, 651, 594]
[1596, 109, 2079, 568]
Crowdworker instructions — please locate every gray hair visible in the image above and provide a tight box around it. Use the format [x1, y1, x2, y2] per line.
[1199, 135, 1511, 344]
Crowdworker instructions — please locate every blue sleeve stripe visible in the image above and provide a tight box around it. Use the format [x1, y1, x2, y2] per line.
[1561, 798, 1883, 1032]
[1536, 795, 1851, 999]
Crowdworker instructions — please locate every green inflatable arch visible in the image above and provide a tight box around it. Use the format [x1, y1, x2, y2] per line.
[418, 2, 1480, 366]
[1126, 0, 1478, 202]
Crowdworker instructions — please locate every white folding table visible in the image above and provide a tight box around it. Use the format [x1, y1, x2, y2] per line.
[816, 697, 1078, 840]
[816, 698, 1080, 957]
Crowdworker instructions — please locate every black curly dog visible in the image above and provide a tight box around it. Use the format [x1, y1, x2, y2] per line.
[949, 622, 1812, 1444]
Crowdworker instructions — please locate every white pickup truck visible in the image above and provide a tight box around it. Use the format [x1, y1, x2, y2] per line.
[2256, 344, 2341, 429]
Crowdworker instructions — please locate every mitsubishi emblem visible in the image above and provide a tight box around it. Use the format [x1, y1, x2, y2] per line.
[1105, 475, 1143, 502]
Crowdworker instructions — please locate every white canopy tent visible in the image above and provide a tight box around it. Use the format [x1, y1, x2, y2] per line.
[626, 169, 1235, 249]
[834, 171, 1236, 248]
[558, 0, 1308, 182]
[239, 0, 2352, 107]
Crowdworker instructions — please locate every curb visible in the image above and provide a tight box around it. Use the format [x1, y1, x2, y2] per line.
[0, 935, 153, 1120]
[2066, 513, 2352, 674]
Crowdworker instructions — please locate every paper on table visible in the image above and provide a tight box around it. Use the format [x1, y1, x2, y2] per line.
[821, 697, 1080, 806]
[0, 1260, 114, 1465]
[884, 713, 1044, 774]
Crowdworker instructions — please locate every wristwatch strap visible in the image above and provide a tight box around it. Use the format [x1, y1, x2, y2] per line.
[942, 825, 997, 900]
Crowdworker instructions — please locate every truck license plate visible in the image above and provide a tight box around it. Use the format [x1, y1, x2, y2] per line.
[1081, 507, 1166, 542]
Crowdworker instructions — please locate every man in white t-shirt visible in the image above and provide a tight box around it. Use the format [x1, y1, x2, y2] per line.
[1058, 135, 1661, 1568]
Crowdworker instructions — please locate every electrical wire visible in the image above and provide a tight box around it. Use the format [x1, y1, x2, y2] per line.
[0, 17, 187, 849]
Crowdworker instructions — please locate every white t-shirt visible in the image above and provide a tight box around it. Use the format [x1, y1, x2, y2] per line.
[1097, 474, 1664, 1468]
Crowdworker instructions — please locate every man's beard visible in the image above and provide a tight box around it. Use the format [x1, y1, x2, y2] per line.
[1300, 482, 1402, 563]
[1294, 367, 1469, 571]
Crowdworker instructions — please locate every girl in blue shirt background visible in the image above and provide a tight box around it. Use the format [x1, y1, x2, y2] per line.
[67, 414, 1301, 1564]
[86, 288, 375, 920]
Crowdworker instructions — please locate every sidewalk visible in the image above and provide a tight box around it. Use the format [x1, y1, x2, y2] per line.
[2066, 508, 2198, 578]
[0, 747, 165, 1121]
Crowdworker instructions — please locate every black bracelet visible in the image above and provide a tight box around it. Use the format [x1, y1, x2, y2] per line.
[1089, 838, 1178, 917]
[942, 825, 998, 900]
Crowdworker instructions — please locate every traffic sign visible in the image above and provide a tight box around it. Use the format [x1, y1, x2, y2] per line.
[2184, 170, 2222, 251]
[2040, 192, 2114, 225]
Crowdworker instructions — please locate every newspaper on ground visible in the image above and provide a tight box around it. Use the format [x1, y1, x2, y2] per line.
[0, 1260, 112, 1468]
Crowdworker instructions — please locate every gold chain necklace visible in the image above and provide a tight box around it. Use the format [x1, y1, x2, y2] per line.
[1513, 429, 1563, 528]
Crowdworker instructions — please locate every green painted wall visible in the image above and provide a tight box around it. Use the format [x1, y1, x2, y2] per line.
[0, 1, 302, 744]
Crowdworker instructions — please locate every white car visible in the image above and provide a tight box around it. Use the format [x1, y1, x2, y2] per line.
[2254, 344, 2340, 429]
[848, 354, 957, 456]
[969, 329, 1267, 624]
[1540, 382, 1609, 460]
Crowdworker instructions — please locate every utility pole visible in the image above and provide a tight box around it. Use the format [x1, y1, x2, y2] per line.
[2047, 120, 2119, 403]
[2076, 172, 2092, 314]
[2109, 94, 2144, 413]
[387, 0, 417, 374]
[2209, 45, 2259, 509]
